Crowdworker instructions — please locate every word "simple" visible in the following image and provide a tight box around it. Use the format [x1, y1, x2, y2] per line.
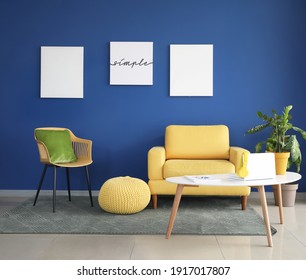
[110, 58, 153, 68]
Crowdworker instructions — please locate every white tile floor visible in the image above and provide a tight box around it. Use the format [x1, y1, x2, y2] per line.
[0, 193, 306, 260]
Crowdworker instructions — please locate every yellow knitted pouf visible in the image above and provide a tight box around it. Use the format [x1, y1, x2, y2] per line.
[98, 176, 151, 214]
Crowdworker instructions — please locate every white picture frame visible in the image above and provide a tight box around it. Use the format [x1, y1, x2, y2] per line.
[110, 42, 153, 85]
[170, 44, 213, 96]
[40, 46, 84, 98]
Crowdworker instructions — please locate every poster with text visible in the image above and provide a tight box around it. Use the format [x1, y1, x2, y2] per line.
[110, 42, 153, 85]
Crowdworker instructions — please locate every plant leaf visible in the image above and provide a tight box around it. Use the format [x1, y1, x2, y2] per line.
[257, 111, 271, 122]
[245, 123, 269, 135]
[292, 126, 306, 140]
[255, 142, 263, 152]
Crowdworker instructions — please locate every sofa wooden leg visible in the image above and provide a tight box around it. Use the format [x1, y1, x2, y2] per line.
[152, 194, 157, 209]
[241, 196, 247, 210]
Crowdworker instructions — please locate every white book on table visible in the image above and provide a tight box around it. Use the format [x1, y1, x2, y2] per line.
[184, 175, 222, 184]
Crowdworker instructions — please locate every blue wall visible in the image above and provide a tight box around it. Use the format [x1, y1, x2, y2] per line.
[1, 0, 306, 192]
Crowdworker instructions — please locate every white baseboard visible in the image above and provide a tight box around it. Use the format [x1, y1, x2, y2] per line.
[0, 189, 306, 199]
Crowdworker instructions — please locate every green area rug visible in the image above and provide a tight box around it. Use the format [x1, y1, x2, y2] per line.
[0, 196, 276, 236]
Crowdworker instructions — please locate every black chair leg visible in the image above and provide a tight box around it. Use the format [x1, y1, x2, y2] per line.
[33, 164, 48, 206]
[66, 168, 71, 201]
[85, 166, 93, 207]
[53, 166, 57, 213]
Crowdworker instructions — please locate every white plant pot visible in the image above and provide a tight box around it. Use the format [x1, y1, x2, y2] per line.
[272, 184, 298, 207]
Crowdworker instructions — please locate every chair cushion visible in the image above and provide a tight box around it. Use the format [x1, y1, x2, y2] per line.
[165, 125, 230, 159]
[163, 159, 235, 178]
[35, 129, 77, 164]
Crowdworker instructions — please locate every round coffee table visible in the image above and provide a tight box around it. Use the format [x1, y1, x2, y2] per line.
[166, 172, 301, 247]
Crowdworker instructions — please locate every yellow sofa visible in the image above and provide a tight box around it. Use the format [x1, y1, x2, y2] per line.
[148, 125, 251, 209]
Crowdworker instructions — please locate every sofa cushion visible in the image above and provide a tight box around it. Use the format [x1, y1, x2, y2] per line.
[163, 159, 235, 178]
[165, 125, 230, 159]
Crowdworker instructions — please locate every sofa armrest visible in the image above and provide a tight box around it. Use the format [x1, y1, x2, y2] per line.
[229, 146, 250, 171]
[148, 146, 166, 180]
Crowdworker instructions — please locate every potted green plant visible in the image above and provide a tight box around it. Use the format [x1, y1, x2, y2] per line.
[245, 105, 306, 174]
[245, 105, 306, 206]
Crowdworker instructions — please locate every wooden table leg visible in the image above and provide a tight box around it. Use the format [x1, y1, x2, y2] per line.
[166, 184, 184, 239]
[257, 185, 273, 247]
[275, 184, 284, 224]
